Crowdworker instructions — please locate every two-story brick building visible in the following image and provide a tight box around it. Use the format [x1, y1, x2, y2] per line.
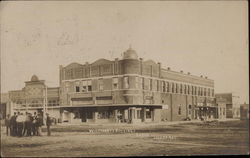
[58, 47, 216, 123]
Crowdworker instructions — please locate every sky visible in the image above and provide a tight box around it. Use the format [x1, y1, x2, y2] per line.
[0, 1, 248, 103]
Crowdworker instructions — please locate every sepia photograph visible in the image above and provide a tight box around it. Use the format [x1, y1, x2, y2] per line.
[0, 0, 249, 157]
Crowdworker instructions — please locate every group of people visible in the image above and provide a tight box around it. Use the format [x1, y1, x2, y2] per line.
[5, 112, 52, 137]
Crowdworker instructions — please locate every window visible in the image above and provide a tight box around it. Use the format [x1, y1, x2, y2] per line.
[124, 77, 129, 89]
[87, 80, 92, 91]
[188, 105, 192, 115]
[204, 88, 207, 96]
[178, 105, 182, 115]
[135, 77, 138, 89]
[212, 89, 214, 97]
[201, 87, 203, 96]
[149, 79, 153, 90]
[180, 84, 183, 94]
[176, 83, 178, 93]
[76, 86, 80, 92]
[137, 110, 141, 119]
[172, 83, 175, 93]
[142, 78, 145, 90]
[162, 81, 166, 92]
[98, 111, 111, 119]
[146, 109, 151, 118]
[157, 80, 160, 91]
[208, 88, 210, 96]
[166, 82, 169, 92]
[184, 85, 186, 94]
[99, 79, 104, 91]
[113, 77, 118, 89]
[82, 80, 87, 92]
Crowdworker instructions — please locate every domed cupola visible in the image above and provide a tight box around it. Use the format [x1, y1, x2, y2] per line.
[31, 75, 39, 82]
[123, 46, 138, 60]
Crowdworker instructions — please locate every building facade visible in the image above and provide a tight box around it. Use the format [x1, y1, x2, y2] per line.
[240, 103, 249, 120]
[58, 48, 216, 123]
[5, 48, 218, 123]
[215, 93, 240, 119]
[8, 75, 60, 121]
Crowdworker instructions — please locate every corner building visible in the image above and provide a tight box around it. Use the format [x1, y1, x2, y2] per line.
[59, 48, 216, 123]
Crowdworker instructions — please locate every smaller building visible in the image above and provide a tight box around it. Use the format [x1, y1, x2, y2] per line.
[215, 97, 227, 119]
[240, 103, 249, 120]
[8, 75, 60, 122]
[0, 93, 10, 120]
[215, 93, 240, 119]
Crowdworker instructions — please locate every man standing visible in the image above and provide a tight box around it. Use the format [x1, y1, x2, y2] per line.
[5, 114, 11, 136]
[36, 113, 43, 136]
[16, 113, 26, 137]
[10, 112, 17, 136]
[26, 113, 33, 136]
[32, 112, 38, 136]
[46, 113, 52, 136]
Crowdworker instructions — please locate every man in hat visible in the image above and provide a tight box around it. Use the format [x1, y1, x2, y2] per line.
[46, 113, 52, 136]
[5, 114, 11, 136]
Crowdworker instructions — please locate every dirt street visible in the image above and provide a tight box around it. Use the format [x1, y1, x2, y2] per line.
[1, 120, 249, 157]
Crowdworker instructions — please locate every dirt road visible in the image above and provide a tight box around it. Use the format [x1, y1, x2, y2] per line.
[1, 120, 249, 157]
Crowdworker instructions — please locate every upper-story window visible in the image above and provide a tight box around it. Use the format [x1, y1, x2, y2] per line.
[135, 77, 139, 89]
[166, 82, 169, 92]
[82, 81, 87, 92]
[180, 84, 183, 94]
[156, 80, 160, 91]
[183, 85, 186, 94]
[149, 79, 153, 90]
[142, 78, 145, 90]
[201, 87, 203, 96]
[87, 80, 92, 91]
[204, 88, 207, 96]
[176, 83, 178, 93]
[99, 79, 104, 91]
[76, 86, 80, 92]
[172, 83, 175, 93]
[162, 81, 166, 92]
[113, 77, 118, 90]
[124, 77, 129, 89]
[208, 88, 210, 97]
[211, 89, 214, 97]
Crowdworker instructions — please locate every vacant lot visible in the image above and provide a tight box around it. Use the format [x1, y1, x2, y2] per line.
[1, 120, 249, 157]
